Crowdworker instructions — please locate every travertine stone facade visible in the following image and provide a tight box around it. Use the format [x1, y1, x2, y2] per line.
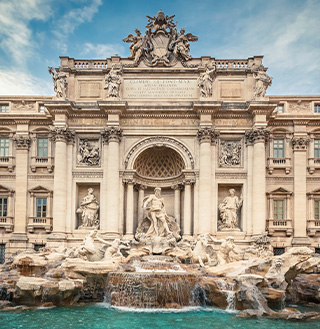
[0, 12, 319, 259]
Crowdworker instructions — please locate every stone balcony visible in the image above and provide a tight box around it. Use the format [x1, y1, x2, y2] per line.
[30, 157, 54, 173]
[27, 217, 53, 233]
[307, 158, 320, 174]
[0, 216, 14, 232]
[0, 156, 15, 172]
[267, 218, 293, 236]
[267, 157, 291, 174]
[307, 219, 320, 236]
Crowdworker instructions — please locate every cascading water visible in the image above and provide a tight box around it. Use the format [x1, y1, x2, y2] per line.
[105, 256, 202, 308]
[216, 279, 236, 311]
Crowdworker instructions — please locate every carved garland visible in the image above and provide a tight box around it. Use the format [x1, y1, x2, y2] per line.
[124, 136, 195, 169]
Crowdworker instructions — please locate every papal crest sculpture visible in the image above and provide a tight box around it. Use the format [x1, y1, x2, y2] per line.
[123, 10, 198, 67]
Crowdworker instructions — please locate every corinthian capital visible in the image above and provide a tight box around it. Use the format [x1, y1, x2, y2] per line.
[197, 127, 219, 143]
[13, 135, 31, 150]
[51, 127, 75, 143]
[292, 137, 310, 150]
[245, 128, 269, 144]
[101, 126, 123, 143]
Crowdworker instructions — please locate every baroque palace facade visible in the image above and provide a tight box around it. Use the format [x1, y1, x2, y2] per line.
[0, 11, 320, 261]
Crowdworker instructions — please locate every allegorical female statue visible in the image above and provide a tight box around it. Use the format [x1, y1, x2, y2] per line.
[77, 188, 100, 228]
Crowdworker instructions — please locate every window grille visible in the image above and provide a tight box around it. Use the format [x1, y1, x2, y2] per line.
[0, 244, 5, 264]
[273, 247, 285, 256]
[34, 244, 46, 252]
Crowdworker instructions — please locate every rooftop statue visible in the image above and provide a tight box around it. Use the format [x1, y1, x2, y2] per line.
[104, 64, 122, 98]
[123, 10, 198, 67]
[253, 65, 272, 99]
[48, 66, 67, 99]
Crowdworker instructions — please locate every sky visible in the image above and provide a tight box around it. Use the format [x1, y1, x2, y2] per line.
[0, 0, 319, 96]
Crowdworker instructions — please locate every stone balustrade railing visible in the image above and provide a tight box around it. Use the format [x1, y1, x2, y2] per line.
[27, 217, 53, 233]
[215, 60, 248, 69]
[267, 218, 293, 236]
[0, 216, 14, 232]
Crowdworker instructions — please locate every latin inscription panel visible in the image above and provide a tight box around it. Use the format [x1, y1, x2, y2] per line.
[123, 79, 198, 99]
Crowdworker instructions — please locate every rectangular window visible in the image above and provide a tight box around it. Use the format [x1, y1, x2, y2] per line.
[0, 104, 9, 113]
[37, 138, 48, 157]
[275, 105, 284, 113]
[314, 104, 320, 113]
[36, 198, 47, 217]
[315, 248, 320, 254]
[0, 138, 9, 157]
[315, 140, 320, 158]
[0, 244, 5, 264]
[315, 200, 320, 220]
[39, 105, 47, 113]
[273, 247, 285, 256]
[34, 244, 46, 252]
[273, 139, 284, 158]
[273, 200, 284, 220]
[0, 198, 7, 217]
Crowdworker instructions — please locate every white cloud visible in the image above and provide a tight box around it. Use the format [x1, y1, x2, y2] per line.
[52, 0, 102, 53]
[0, 69, 53, 95]
[81, 42, 126, 58]
[0, 0, 53, 66]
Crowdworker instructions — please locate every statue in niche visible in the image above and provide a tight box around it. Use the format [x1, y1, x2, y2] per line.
[218, 189, 243, 230]
[48, 66, 67, 99]
[197, 64, 216, 98]
[104, 65, 122, 98]
[253, 65, 272, 99]
[219, 141, 241, 167]
[123, 29, 149, 64]
[169, 27, 198, 61]
[77, 188, 100, 228]
[143, 187, 172, 236]
[77, 139, 100, 166]
[135, 187, 181, 243]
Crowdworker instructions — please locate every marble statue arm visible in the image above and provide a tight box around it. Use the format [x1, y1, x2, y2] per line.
[208, 234, 222, 244]
[96, 236, 111, 245]
[143, 195, 153, 209]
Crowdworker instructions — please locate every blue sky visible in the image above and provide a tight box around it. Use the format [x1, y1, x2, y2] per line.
[0, 0, 319, 96]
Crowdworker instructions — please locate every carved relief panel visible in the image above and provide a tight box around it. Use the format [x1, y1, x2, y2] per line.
[218, 139, 242, 168]
[77, 137, 101, 167]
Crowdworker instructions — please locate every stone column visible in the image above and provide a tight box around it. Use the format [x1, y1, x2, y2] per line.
[124, 178, 134, 238]
[137, 185, 147, 223]
[13, 135, 31, 234]
[246, 142, 254, 235]
[100, 138, 108, 231]
[183, 181, 192, 237]
[171, 185, 181, 227]
[292, 137, 310, 245]
[52, 128, 74, 238]
[102, 127, 122, 237]
[197, 128, 217, 234]
[245, 128, 268, 235]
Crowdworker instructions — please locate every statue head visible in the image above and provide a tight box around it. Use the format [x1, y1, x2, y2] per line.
[88, 188, 94, 194]
[229, 188, 235, 196]
[135, 28, 141, 36]
[180, 28, 185, 34]
[154, 187, 161, 197]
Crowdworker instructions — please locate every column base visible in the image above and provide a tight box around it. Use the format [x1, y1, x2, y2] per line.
[291, 237, 311, 246]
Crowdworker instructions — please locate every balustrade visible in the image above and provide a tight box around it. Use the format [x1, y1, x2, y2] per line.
[27, 217, 53, 233]
[267, 218, 293, 236]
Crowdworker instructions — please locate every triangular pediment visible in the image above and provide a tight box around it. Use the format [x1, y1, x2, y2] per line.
[267, 187, 292, 195]
[0, 185, 13, 193]
[308, 188, 320, 195]
[28, 185, 52, 194]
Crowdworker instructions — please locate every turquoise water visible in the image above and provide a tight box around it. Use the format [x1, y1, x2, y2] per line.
[0, 304, 319, 329]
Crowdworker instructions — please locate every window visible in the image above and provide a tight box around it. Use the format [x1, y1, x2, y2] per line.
[314, 104, 320, 113]
[0, 244, 5, 264]
[315, 248, 320, 254]
[314, 200, 320, 220]
[273, 139, 284, 158]
[0, 104, 9, 113]
[37, 138, 48, 157]
[315, 139, 320, 158]
[0, 138, 9, 157]
[36, 197, 47, 217]
[34, 244, 46, 252]
[273, 200, 284, 220]
[39, 105, 47, 113]
[275, 105, 284, 113]
[0, 198, 7, 217]
[273, 247, 285, 256]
